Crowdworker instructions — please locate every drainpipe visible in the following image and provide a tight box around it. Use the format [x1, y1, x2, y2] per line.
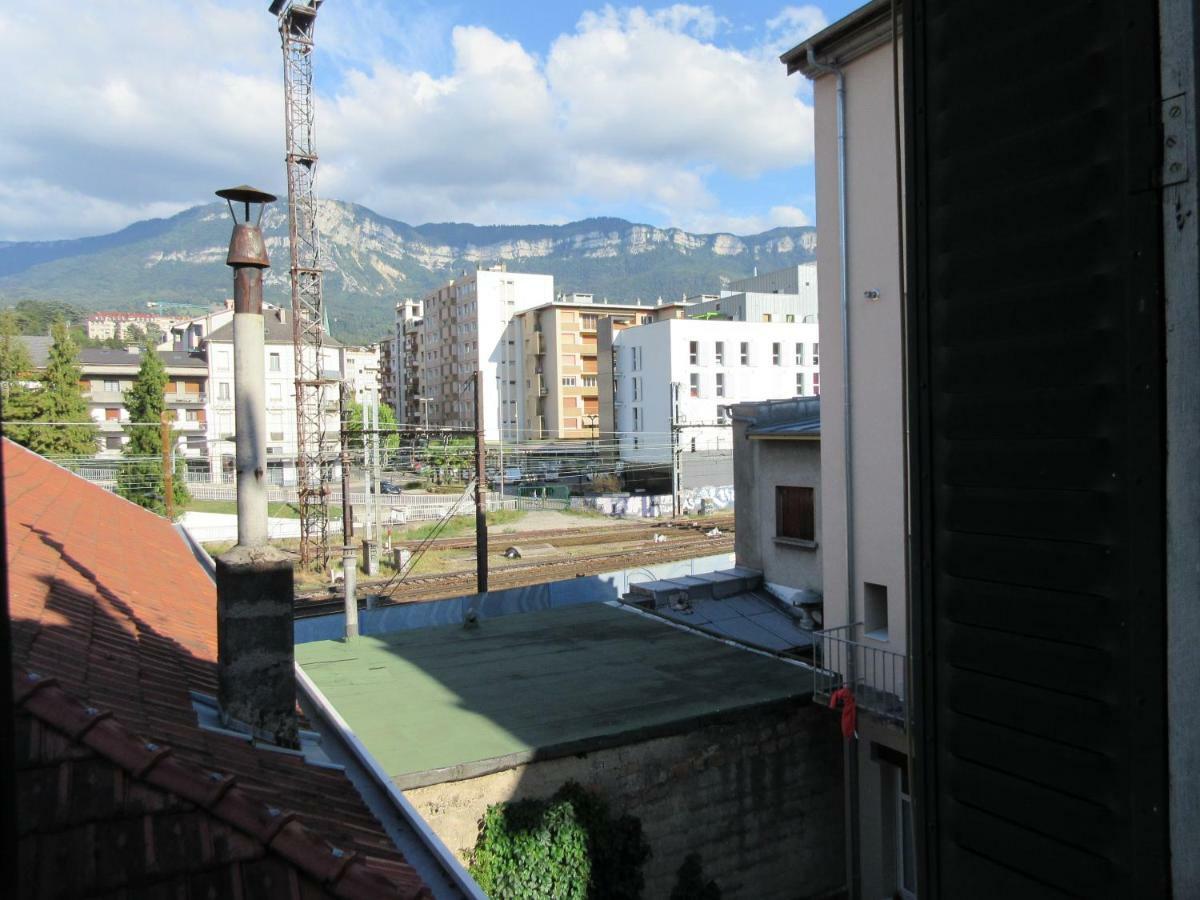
[807, 47, 862, 900]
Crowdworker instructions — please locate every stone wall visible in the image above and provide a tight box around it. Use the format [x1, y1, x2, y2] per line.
[404, 698, 845, 899]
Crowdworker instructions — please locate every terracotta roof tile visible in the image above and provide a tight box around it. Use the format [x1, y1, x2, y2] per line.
[5, 440, 433, 899]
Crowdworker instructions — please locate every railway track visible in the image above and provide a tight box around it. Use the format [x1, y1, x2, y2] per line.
[294, 532, 735, 617]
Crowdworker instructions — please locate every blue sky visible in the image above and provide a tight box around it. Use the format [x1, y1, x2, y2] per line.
[0, 1, 866, 241]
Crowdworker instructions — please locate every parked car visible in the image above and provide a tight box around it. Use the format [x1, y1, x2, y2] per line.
[379, 480, 403, 494]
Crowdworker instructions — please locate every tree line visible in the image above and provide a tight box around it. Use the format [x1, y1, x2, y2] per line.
[1, 309, 188, 517]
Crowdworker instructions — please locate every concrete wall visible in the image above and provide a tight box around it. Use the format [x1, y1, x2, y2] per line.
[813, 41, 908, 654]
[732, 423, 822, 595]
[404, 699, 845, 900]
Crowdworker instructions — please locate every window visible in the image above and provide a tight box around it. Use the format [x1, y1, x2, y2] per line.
[562, 376, 577, 387]
[772, 342, 782, 365]
[689, 340, 699, 365]
[218, 382, 230, 401]
[641, 315, 653, 325]
[762, 313, 773, 323]
[582, 375, 598, 387]
[715, 373, 726, 397]
[632, 377, 641, 402]
[785, 314, 795, 323]
[268, 412, 285, 443]
[796, 372, 805, 396]
[105, 408, 120, 421]
[689, 373, 700, 398]
[633, 407, 642, 431]
[103, 380, 120, 393]
[740, 342, 750, 365]
[795, 343, 804, 365]
[216, 349, 230, 371]
[581, 314, 598, 330]
[690, 437, 697, 453]
[813, 342, 820, 365]
[865, 583, 889, 640]
[269, 352, 281, 372]
[269, 382, 283, 403]
[813, 372, 820, 396]
[105, 435, 123, 450]
[715, 341, 725, 365]
[185, 409, 199, 422]
[775, 486, 815, 542]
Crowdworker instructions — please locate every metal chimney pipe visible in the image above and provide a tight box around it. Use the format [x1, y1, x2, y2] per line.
[213, 185, 298, 749]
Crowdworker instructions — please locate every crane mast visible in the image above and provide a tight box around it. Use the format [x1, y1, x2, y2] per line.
[270, 0, 330, 570]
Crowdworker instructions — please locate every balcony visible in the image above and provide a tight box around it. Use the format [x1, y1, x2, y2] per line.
[811, 624, 906, 729]
[166, 393, 207, 405]
[531, 331, 545, 355]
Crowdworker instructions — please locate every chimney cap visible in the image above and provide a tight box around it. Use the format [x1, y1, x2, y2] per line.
[216, 185, 277, 205]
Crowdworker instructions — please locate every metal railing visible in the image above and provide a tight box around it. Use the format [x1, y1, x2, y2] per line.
[811, 623, 907, 728]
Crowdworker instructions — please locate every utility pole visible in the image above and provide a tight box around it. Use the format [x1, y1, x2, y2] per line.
[339, 384, 358, 638]
[670, 381, 682, 518]
[474, 370, 488, 594]
[161, 410, 175, 520]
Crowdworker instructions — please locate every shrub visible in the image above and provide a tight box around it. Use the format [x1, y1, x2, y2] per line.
[468, 781, 650, 900]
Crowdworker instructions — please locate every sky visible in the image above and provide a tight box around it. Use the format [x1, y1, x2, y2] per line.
[0, 1, 864, 242]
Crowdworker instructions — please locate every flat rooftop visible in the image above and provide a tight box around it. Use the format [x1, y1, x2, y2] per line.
[297, 602, 811, 788]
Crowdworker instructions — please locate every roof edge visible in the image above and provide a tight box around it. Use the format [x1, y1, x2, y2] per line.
[780, 0, 899, 76]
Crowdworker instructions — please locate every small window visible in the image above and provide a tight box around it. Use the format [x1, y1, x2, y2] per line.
[715, 341, 725, 365]
[689, 340, 699, 365]
[775, 486, 815, 542]
[865, 583, 889, 640]
[762, 313, 773, 323]
[216, 349, 230, 372]
[813, 372, 821, 396]
[813, 342, 820, 365]
[740, 342, 750, 365]
[772, 342, 782, 365]
[105, 435, 123, 450]
[715, 373, 726, 397]
[785, 314, 795, 323]
[689, 373, 700, 398]
[103, 380, 120, 393]
[269, 352, 281, 372]
[105, 408, 120, 421]
[582, 375, 598, 387]
[633, 407, 642, 431]
[632, 378, 641, 402]
[269, 382, 283, 403]
[795, 343, 804, 365]
[796, 372, 805, 396]
[562, 376, 577, 387]
[218, 382, 230, 401]
[690, 437, 697, 453]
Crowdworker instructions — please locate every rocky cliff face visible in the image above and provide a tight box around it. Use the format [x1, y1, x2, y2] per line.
[0, 200, 818, 342]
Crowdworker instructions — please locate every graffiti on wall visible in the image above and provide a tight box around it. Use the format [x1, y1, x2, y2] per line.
[573, 486, 734, 518]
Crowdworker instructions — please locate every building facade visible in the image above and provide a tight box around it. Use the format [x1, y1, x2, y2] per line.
[78, 348, 209, 463]
[342, 345, 381, 406]
[85, 311, 186, 342]
[786, 8, 913, 900]
[395, 299, 424, 425]
[377, 336, 398, 414]
[603, 318, 821, 462]
[416, 266, 553, 440]
[203, 308, 343, 483]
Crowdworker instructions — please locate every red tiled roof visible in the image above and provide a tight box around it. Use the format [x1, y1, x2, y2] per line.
[3, 439, 432, 899]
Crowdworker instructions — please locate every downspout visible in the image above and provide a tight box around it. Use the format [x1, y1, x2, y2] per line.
[807, 45, 862, 900]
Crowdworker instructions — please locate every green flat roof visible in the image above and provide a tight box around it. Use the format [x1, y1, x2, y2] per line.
[297, 603, 811, 787]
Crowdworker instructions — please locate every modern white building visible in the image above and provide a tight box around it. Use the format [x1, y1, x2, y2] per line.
[342, 345, 381, 406]
[607, 318, 821, 462]
[203, 308, 343, 483]
[687, 264, 819, 323]
[415, 266, 553, 440]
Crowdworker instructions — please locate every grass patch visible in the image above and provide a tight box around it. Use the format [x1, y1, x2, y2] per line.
[393, 509, 525, 543]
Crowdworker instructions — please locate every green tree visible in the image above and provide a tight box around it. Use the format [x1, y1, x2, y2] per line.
[115, 345, 190, 516]
[11, 299, 82, 335]
[347, 400, 400, 452]
[0, 310, 37, 437]
[14, 318, 97, 456]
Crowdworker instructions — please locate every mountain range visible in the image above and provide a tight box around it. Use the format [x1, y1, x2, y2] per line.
[0, 201, 818, 344]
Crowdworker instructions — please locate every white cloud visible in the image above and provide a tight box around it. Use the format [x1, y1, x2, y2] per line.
[764, 6, 829, 55]
[0, 2, 817, 240]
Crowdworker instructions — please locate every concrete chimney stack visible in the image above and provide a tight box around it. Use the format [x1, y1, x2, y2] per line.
[212, 185, 298, 749]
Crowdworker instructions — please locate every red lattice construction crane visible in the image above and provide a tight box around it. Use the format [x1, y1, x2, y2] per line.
[269, 0, 332, 570]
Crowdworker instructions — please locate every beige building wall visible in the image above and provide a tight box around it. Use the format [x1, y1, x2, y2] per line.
[814, 41, 908, 660]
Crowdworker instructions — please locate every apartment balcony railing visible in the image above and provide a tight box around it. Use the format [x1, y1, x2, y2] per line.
[811, 623, 907, 729]
[166, 393, 207, 405]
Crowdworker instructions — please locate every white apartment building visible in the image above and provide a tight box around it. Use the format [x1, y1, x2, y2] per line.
[394, 299, 423, 424]
[609, 319, 820, 463]
[203, 308, 343, 483]
[415, 266, 553, 440]
[687, 264, 819, 323]
[342, 345, 381, 406]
